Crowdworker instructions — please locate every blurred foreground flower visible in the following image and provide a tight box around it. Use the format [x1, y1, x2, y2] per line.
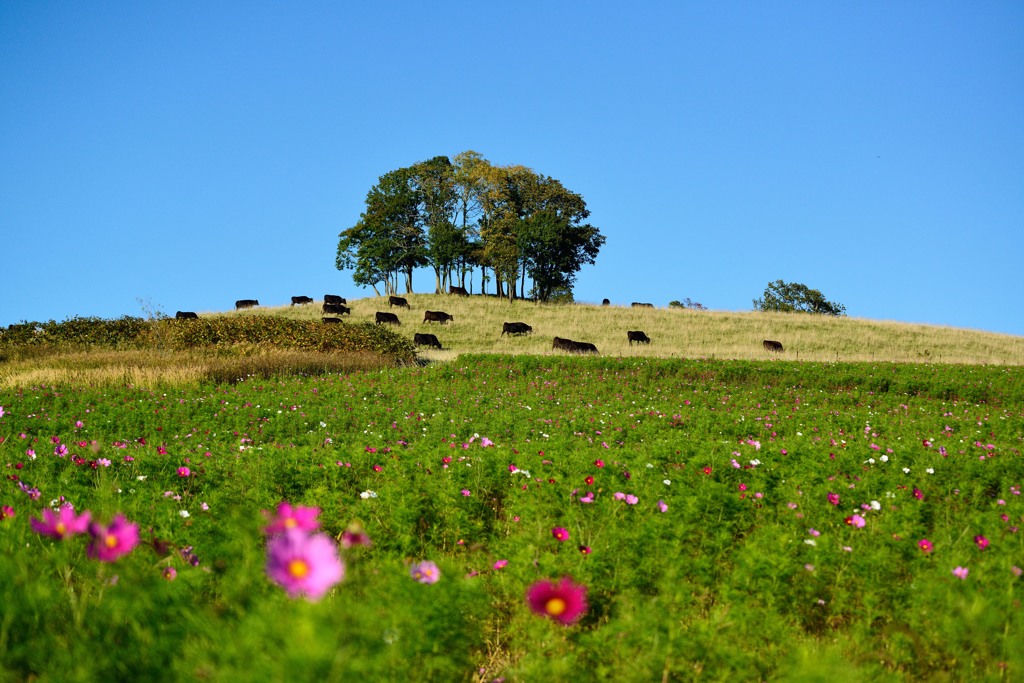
[526, 577, 588, 625]
[410, 560, 441, 584]
[31, 507, 91, 540]
[87, 514, 140, 562]
[266, 528, 345, 601]
[264, 502, 321, 535]
[339, 521, 372, 549]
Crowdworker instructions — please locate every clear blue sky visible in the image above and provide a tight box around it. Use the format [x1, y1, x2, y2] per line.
[3, 2, 1022, 335]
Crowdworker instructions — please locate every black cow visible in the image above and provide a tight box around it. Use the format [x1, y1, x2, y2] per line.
[423, 310, 454, 325]
[175, 311, 199, 319]
[631, 302, 654, 308]
[553, 337, 598, 354]
[449, 285, 469, 297]
[602, 298, 610, 306]
[322, 317, 341, 324]
[376, 311, 401, 325]
[763, 339, 785, 353]
[388, 296, 410, 309]
[627, 330, 651, 345]
[501, 322, 533, 336]
[324, 294, 346, 305]
[291, 296, 313, 306]
[414, 333, 442, 349]
[323, 303, 350, 316]
[235, 299, 259, 309]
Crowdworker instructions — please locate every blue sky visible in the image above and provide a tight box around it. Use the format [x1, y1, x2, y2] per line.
[3, 2, 1022, 335]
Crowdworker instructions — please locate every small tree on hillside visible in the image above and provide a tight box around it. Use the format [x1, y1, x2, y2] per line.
[753, 280, 846, 316]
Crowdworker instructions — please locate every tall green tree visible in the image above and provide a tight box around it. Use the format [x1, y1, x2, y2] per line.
[753, 280, 847, 316]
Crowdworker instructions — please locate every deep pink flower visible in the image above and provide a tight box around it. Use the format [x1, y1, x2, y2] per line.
[264, 502, 321, 535]
[551, 526, 570, 542]
[461, 489, 471, 496]
[163, 567, 177, 581]
[177, 467, 190, 477]
[31, 507, 91, 539]
[87, 514, 140, 562]
[827, 492, 840, 506]
[410, 560, 441, 584]
[266, 529, 345, 601]
[493, 559, 509, 570]
[974, 535, 989, 550]
[594, 459, 605, 468]
[0, 505, 14, 521]
[339, 522, 372, 549]
[918, 538, 934, 553]
[526, 577, 588, 625]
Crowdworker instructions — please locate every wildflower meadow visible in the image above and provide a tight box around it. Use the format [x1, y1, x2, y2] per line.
[1, 355, 1022, 681]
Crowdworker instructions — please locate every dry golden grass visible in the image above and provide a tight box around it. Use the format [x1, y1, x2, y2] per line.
[0, 347, 394, 389]
[260, 294, 1024, 365]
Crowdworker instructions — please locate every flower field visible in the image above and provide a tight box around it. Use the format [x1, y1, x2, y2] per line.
[1, 356, 1022, 681]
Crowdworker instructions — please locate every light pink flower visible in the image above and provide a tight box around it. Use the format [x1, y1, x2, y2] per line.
[952, 566, 969, 580]
[31, 507, 91, 540]
[87, 514, 139, 562]
[657, 500, 668, 513]
[264, 502, 321, 535]
[266, 529, 345, 601]
[410, 560, 441, 584]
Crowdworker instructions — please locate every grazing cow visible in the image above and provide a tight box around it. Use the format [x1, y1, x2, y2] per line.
[291, 296, 313, 306]
[324, 294, 346, 305]
[322, 317, 341, 324]
[763, 339, 785, 353]
[631, 302, 654, 308]
[388, 295, 410, 309]
[235, 299, 259, 309]
[449, 285, 469, 297]
[501, 322, 533, 336]
[627, 330, 651, 345]
[323, 303, 350, 316]
[175, 311, 199, 319]
[423, 310, 454, 325]
[414, 332, 442, 349]
[375, 311, 401, 326]
[602, 298, 610, 306]
[553, 337, 598, 354]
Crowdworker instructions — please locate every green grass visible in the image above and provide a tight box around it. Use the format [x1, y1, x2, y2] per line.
[1, 356, 1022, 681]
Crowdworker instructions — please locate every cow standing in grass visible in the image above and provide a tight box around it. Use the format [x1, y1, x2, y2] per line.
[763, 339, 784, 353]
[414, 333, 442, 349]
[389, 296, 410, 309]
[449, 285, 469, 296]
[423, 311, 454, 325]
[235, 299, 259, 310]
[502, 322, 532, 336]
[291, 296, 313, 306]
[376, 312, 401, 325]
[627, 331, 651, 345]
[324, 294, 346, 305]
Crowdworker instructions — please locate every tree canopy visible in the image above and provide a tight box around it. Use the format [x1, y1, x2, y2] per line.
[753, 280, 847, 316]
[337, 152, 605, 301]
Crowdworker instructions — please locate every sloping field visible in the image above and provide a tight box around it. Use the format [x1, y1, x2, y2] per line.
[242, 294, 1024, 365]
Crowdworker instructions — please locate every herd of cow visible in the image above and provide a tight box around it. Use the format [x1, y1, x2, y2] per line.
[171, 293, 786, 356]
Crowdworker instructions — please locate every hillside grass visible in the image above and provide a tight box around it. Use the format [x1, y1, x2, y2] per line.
[248, 294, 1024, 366]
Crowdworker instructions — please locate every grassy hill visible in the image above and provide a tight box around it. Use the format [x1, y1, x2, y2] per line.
[241, 294, 1024, 366]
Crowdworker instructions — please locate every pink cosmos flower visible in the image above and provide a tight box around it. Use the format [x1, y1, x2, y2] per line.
[974, 535, 989, 550]
[264, 502, 321, 535]
[624, 494, 639, 505]
[340, 522, 372, 549]
[845, 514, 866, 528]
[410, 560, 441, 584]
[493, 559, 509, 570]
[918, 539, 934, 553]
[0, 406, 5, 417]
[461, 489, 471, 496]
[952, 566, 969, 580]
[31, 507, 91, 540]
[551, 526, 570, 542]
[613, 492, 626, 501]
[480, 437, 494, 447]
[657, 500, 668, 513]
[1, 505, 14, 521]
[827, 492, 840, 506]
[87, 514, 140, 562]
[525, 577, 588, 625]
[266, 529, 345, 601]
[163, 567, 177, 581]
[177, 467, 190, 477]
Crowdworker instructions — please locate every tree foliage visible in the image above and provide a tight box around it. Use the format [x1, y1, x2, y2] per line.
[337, 151, 604, 302]
[753, 280, 846, 316]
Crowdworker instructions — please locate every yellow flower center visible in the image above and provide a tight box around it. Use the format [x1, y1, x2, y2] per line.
[288, 559, 309, 579]
[55, 522, 67, 536]
[545, 598, 567, 616]
[104, 534, 119, 548]
[284, 518, 297, 528]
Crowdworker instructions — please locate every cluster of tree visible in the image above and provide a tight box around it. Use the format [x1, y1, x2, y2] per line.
[753, 280, 846, 316]
[336, 151, 605, 302]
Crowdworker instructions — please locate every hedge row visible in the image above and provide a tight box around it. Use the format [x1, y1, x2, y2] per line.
[0, 315, 415, 361]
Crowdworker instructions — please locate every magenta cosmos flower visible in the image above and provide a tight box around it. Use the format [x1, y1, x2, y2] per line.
[526, 577, 588, 625]
[410, 560, 441, 584]
[551, 526, 570, 542]
[266, 528, 345, 601]
[31, 507, 91, 540]
[87, 514, 140, 562]
[264, 502, 321, 535]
